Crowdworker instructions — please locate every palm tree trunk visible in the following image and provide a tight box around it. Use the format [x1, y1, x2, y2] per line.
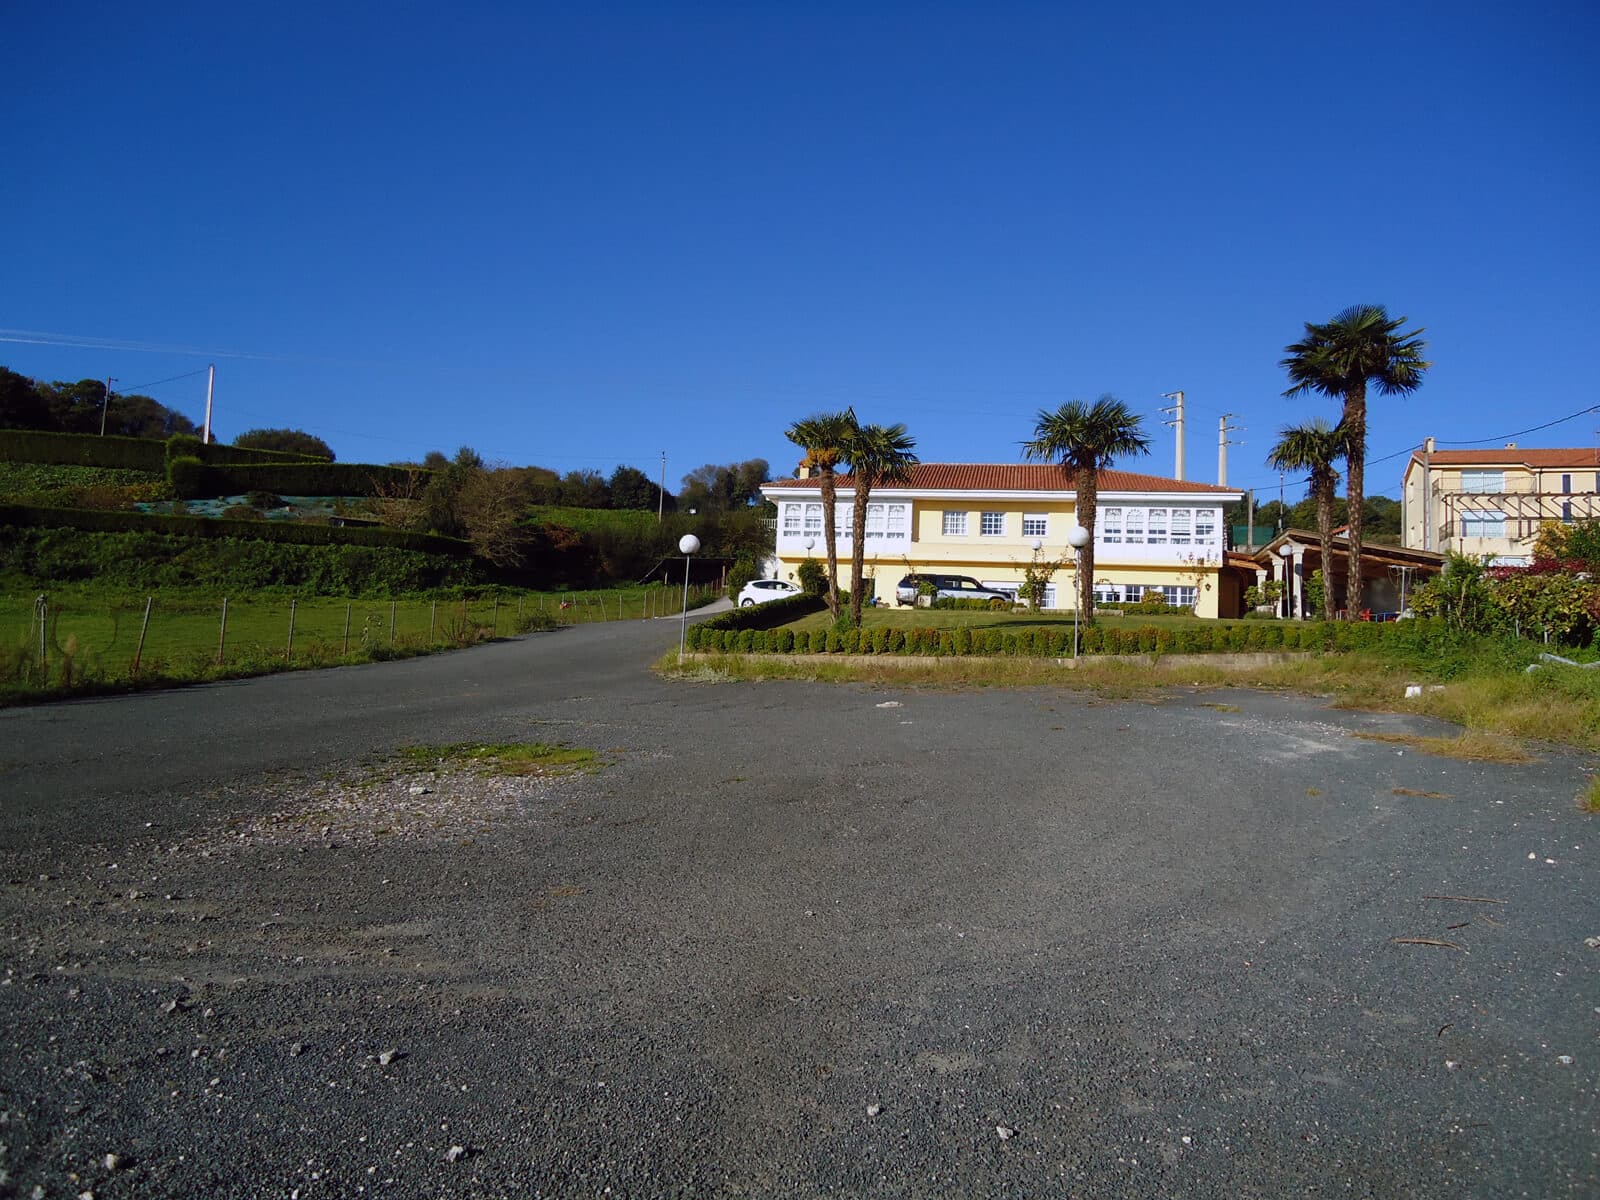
[1316, 478, 1336, 619]
[849, 478, 870, 626]
[820, 468, 840, 619]
[1077, 470, 1097, 621]
[1342, 384, 1367, 618]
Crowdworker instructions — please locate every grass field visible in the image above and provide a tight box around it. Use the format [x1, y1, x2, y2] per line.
[2, 582, 717, 703]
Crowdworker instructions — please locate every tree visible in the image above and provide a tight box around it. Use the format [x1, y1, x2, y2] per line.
[458, 468, 536, 567]
[1281, 305, 1429, 615]
[0, 367, 50, 429]
[609, 464, 670, 511]
[558, 469, 610, 508]
[785, 412, 856, 619]
[678, 459, 771, 512]
[1021, 396, 1151, 621]
[1268, 418, 1345, 619]
[233, 428, 334, 460]
[841, 421, 918, 625]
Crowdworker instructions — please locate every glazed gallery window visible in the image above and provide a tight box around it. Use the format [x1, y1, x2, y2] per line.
[1101, 509, 1123, 543]
[804, 504, 823, 536]
[782, 504, 801, 535]
[942, 511, 968, 536]
[1460, 511, 1505, 538]
[1169, 509, 1192, 544]
[1194, 508, 1216, 541]
[1460, 470, 1504, 494]
[1146, 509, 1168, 545]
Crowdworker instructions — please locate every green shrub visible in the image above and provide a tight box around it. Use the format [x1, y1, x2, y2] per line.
[808, 629, 827, 654]
[951, 628, 971, 655]
[797, 558, 826, 596]
[167, 455, 207, 500]
[0, 430, 166, 471]
[694, 592, 825, 636]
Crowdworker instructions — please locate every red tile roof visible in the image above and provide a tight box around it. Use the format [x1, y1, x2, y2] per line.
[1413, 447, 1600, 468]
[763, 463, 1237, 494]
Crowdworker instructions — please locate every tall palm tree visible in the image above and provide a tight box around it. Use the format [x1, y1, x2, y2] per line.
[1021, 395, 1151, 621]
[1268, 418, 1344, 618]
[784, 409, 857, 619]
[1281, 305, 1429, 615]
[841, 421, 919, 626]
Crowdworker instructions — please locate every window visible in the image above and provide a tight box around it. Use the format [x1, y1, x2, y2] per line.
[1194, 508, 1217, 542]
[1461, 511, 1505, 538]
[980, 511, 1005, 537]
[1124, 509, 1145, 543]
[885, 504, 908, 539]
[866, 504, 885, 536]
[942, 511, 968, 536]
[1101, 508, 1122, 543]
[1460, 470, 1504, 493]
[1123, 584, 1144, 601]
[782, 504, 801, 535]
[1169, 509, 1192, 545]
[1161, 586, 1199, 609]
[803, 504, 822, 536]
[1563, 474, 1573, 493]
[1094, 582, 1123, 604]
[1022, 514, 1048, 539]
[1563, 501, 1574, 523]
[1146, 508, 1168, 545]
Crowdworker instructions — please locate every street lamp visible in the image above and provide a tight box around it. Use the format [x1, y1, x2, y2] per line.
[1277, 542, 1295, 619]
[678, 533, 701, 658]
[1067, 525, 1090, 657]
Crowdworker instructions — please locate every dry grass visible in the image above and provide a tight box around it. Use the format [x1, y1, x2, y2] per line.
[1353, 730, 1534, 764]
[1580, 777, 1600, 814]
[398, 742, 599, 777]
[1392, 786, 1453, 799]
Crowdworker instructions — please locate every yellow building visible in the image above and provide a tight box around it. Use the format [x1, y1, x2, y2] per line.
[1401, 440, 1600, 564]
[760, 463, 1241, 618]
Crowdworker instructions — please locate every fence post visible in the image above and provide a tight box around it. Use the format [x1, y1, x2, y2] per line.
[389, 600, 396, 645]
[286, 599, 298, 662]
[35, 594, 48, 677]
[430, 599, 437, 641]
[217, 597, 229, 664]
[132, 596, 154, 676]
[491, 596, 499, 635]
[343, 602, 352, 654]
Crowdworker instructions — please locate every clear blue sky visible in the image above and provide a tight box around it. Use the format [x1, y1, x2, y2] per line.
[4, 2, 1596, 503]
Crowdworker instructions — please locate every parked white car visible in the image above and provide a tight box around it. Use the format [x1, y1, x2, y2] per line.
[737, 578, 803, 607]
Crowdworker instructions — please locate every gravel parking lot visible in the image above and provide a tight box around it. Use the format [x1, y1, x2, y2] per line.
[2, 623, 1597, 1197]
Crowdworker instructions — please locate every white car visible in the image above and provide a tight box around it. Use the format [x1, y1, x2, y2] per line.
[737, 578, 803, 607]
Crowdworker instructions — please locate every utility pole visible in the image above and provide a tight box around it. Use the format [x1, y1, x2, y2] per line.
[1218, 413, 1242, 487]
[1420, 436, 1433, 551]
[1246, 489, 1256, 550]
[99, 377, 117, 436]
[1160, 391, 1186, 480]
[657, 451, 666, 524]
[202, 364, 216, 444]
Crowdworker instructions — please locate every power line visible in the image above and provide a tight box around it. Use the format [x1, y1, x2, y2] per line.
[117, 367, 210, 394]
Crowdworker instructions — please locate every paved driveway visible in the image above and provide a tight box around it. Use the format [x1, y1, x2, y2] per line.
[1, 622, 1596, 1197]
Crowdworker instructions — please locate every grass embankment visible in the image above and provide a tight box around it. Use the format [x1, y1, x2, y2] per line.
[669, 615, 1600, 753]
[2, 583, 713, 705]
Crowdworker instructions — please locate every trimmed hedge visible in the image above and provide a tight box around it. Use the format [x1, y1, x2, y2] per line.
[0, 503, 473, 555]
[686, 617, 1410, 657]
[0, 429, 166, 471]
[691, 592, 827, 639]
[167, 461, 425, 499]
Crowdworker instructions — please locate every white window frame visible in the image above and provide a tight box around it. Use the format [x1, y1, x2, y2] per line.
[885, 503, 908, 540]
[1461, 510, 1506, 539]
[979, 511, 1005, 537]
[1194, 508, 1216, 542]
[803, 503, 823, 536]
[1162, 585, 1198, 608]
[942, 510, 968, 537]
[1022, 514, 1048, 539]
[782, 503, 801, 535]
[1169, 509, 1192, 545]
[866, 503, 885, 536]
[1460, 470, 1504, 494]
[1147, 508, 1168, 545]
[1124, 509, 1145, 543]
[1101, 508, 1123, 544]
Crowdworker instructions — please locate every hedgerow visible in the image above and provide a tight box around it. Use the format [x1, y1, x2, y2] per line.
[0, 504, 471, 554]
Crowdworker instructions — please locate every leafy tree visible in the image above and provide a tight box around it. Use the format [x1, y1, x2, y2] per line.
[0, 367, 50, 429]
[785, 412, 856, 619]
[841, 421, 918, 625]
[1268, 418, 1344, 619]
[558, 468, 610, 508]
[677, 459, 770, 512]
[1021, 395, 1151, 621]
[234, 428, 335, 460]
[609, 464, 672, 512]
[458, 468, 536, 567]
[1281, 305, 1429, 615]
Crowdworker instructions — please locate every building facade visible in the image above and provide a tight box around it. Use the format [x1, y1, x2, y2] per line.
[1402, 440, 1600, 565]
[760, 464, 1241, 618]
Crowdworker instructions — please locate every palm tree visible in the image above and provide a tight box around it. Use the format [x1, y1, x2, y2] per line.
[1268, 419, 1344, 618]
[1021, 395, 1151, 621]
[1281, 305, 1429, 615]
[784, 409, 857, 619]
[841, 421, 918, 626]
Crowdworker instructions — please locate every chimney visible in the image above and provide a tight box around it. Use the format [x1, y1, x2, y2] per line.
[795, 462, 812, 480]
[1504, 442, 1517, 449]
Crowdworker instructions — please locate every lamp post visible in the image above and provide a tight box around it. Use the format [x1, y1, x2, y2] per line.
[678, 533, 701, 658]
[1067, 525, 1090, 657]
[1277, 542, 1295, 619]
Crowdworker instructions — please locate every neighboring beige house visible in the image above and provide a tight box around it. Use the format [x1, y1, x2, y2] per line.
[1401, 440, 1600, 565]
[760, 463, 1240, 617]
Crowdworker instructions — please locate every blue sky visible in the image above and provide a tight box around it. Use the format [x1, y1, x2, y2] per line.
[4, 2, 1596, 503]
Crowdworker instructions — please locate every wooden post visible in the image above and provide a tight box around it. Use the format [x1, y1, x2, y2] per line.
[217, 597, 229, 664]
[286, 599, 297, 662]
[430, 598, 437, 641]
[343, 602, 352, 654]
[132, 596, 153, 675]
[491, 596, 499, 635]
[389, 600, 396, 644]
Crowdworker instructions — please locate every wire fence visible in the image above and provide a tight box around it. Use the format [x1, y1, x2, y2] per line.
[4, 584, 722, 693]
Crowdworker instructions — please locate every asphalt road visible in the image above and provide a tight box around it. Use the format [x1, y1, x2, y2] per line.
[1, 620, 1597, 1198]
